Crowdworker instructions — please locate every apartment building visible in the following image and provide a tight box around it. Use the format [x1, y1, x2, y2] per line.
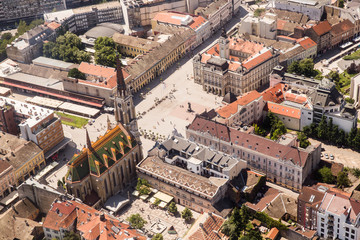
[44, 2, 124, 33]
[113, 33, 160, 57]
[274, 0, 330, 21]
[330, 19, 355, 48]
[0, 132, 45, 186]
[0, 102, 18, 135]
[193, 32, 279, 96]
[325, 5, 360, 37]
[186, 115, 321, 191]
[195, 0, 232, 33]
[0, 0, 65, 24]
[152, 11, 211, 49]
[65, 124, 142, 205]
[43, 199, 146, 240]
[304, 20, 332, 53]
[137, 155, 228, 214]
[0, 97, 65, 155]
[239, 13, 277, 40]
[297, 185, 360, 240]
[0, 159, 15, 198]
[6, 25, 57, 64]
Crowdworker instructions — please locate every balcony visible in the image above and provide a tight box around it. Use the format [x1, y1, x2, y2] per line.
[327, 220, 334, 226]
[328, 215, 334, 220]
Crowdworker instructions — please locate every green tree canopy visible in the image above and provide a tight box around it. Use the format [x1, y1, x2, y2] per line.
[287, 58, 318, 77]
[152, 233, 163, 240]
[181, 207, 193, 222]
[63, 231, 81, 240]
[337, 171, 351, 188]
[94, 37, 119, 67]
[127, 214, 147, 229]
[68, 68, 86, 80]
[297, 132, 310, 148]
[318, 166, 335, 184]
[43, 32, 90, 64]
[168, 202, 178, 214]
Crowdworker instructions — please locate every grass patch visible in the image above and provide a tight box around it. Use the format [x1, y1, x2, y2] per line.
[55, 111, 88, 128]
[343, 49, 360, 60]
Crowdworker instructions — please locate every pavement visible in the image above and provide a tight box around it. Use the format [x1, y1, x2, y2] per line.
[117, 198, 200, 240]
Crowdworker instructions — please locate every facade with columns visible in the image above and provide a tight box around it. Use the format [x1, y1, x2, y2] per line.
[65, 124, 142, 204]
[193, 30, 279, 96]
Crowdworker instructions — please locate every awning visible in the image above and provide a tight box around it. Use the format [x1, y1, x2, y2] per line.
[149, 197, 157, 204]
[0, 191, 18, 206]
[104, 194, 130, 213]
[140, 194, 150, 201]
[132, 190, 140, 197]
[45, 137, 72, 159]
[153, 191, 173, 204]
[159, 201, 167, 208]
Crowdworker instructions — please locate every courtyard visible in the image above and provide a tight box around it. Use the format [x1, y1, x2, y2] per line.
[116, 198, 200, 240]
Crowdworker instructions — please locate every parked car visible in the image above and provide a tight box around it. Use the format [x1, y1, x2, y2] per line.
[330, 154, 334, 160]
[325, 153, 329, 159]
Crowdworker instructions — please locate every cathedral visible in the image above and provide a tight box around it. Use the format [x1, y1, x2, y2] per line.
[65, 57, 143, 205]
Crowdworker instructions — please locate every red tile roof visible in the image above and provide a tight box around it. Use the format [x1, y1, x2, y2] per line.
[153, 11, 207, 30]
[266, 228, 279, 240]
[242, 50, 273, 70]
[260, 83, 284, 103]
[188, 116, 311, 167]
[77, 62, 129, 89]
[188, 213, 227, 240]
[43, 200, 146, 240]
[266, 102, 301, 119]
[298, 37, 317, 50]
[277, 19, 286, 30]
[284, 92, 307, 104]
[311, 20, 331, 36]
[217, 91, 261, 118]
[46, 22, 61, 30]
[330, 19, 355, 36]
[0, 159, 12, 174]
[245, 188, 280, 212]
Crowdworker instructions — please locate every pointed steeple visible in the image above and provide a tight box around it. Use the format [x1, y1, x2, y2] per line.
[86, 129, 93, 151]
[116, 53, 126, 96]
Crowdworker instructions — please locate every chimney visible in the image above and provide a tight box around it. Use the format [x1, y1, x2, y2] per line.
[100, 213, 105, 221]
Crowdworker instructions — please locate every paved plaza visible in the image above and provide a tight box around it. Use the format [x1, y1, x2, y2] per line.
[117, 198, 200, 240]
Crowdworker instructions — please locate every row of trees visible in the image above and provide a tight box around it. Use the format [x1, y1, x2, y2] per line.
[94, 37, 119, 67]
[303, 116, 360, 150]
[43, 32, 91, 63]
[287, 58, 322, 79]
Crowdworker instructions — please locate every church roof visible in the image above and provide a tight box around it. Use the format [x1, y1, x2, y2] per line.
[66, 124, 137, 182]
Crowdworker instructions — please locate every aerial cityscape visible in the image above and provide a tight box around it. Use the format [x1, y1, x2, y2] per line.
[0, 0, 360, 239]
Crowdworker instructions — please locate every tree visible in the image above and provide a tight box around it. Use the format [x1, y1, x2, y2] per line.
[168, 202, 178, 214]
[337, 171, 351, 188]
[68, 68, 86, 80]
[317, 116, 328, 140]
[297, 132, 310, 148]
[345, 97, 355, 104]
[181, 207, 193, 222]
[63, 231, 81, 240]
[287, 60, 301, 75]
[154, 198, 161, 206]
[318, 166, 335, 184]
[127, 214, 147, 229]
[328, 71, 340, 82]
[1, 32, 12, 41]
[339, 0, 344, 8]
[240, 228, 262, 240]
[94, 37, 118, 67]
[253, 123, 266, 136]
[152, 233, 163, 240]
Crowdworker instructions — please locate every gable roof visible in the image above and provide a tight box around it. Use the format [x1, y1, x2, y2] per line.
[298, 37, 317, 50]
[330, 19, 355, 36]
[298, 186, 325, 209]
[311, 20, 332, 36]
[216, 91, 261, 118]
[188, 213, 227, 240]
[66, 124, 136, 182]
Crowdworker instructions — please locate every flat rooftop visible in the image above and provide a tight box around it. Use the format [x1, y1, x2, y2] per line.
[8, 72, 64, 90]
[32, 57, 75, 70]
[0, 96, 54, 129]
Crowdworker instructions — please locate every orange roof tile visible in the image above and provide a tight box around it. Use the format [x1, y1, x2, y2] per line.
[261, 83, 284, 103]
[277, 19, 286, 30]
[266, 228, 279, 240]
[266, 102, 301, 119]
[217, 91, 261, 118]
[284, 92, 307, 104]
[189, 15, 207, 30]
[330, 19, 355, 36]
[312, 20, 331, 36]
[188, 213, 227, 240]
[43, 200, 146, 240]
[242, 50, 273, 70]
[47, 21, 61, 30]
[298, 37, 317, 50]
[153, 11, 207, 30]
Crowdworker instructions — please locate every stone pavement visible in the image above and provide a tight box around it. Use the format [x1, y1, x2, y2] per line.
[117, 198, 200, 240]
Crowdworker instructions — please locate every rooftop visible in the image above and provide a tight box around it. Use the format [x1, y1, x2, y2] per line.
[330, 19, 355, 36]
[187, 116, 314, 167]
[138, 155, 228, 198]
[0, 132, 43, 170]
[266, 102, 301, 119]
[0, 96, 54, 129]
[195, 0, 228, 17]
[43, 199, 146, 240]
[188, 212, 228, 240]
[32, 56, 75, 70]
[311, 20, 332, 36]
[113, 33, 160, 51]
[153, 11, 208, 31]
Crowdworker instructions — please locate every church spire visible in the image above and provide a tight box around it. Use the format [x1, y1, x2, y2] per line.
[86, 129, 93, 151]
[116, 53, 126, 96]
